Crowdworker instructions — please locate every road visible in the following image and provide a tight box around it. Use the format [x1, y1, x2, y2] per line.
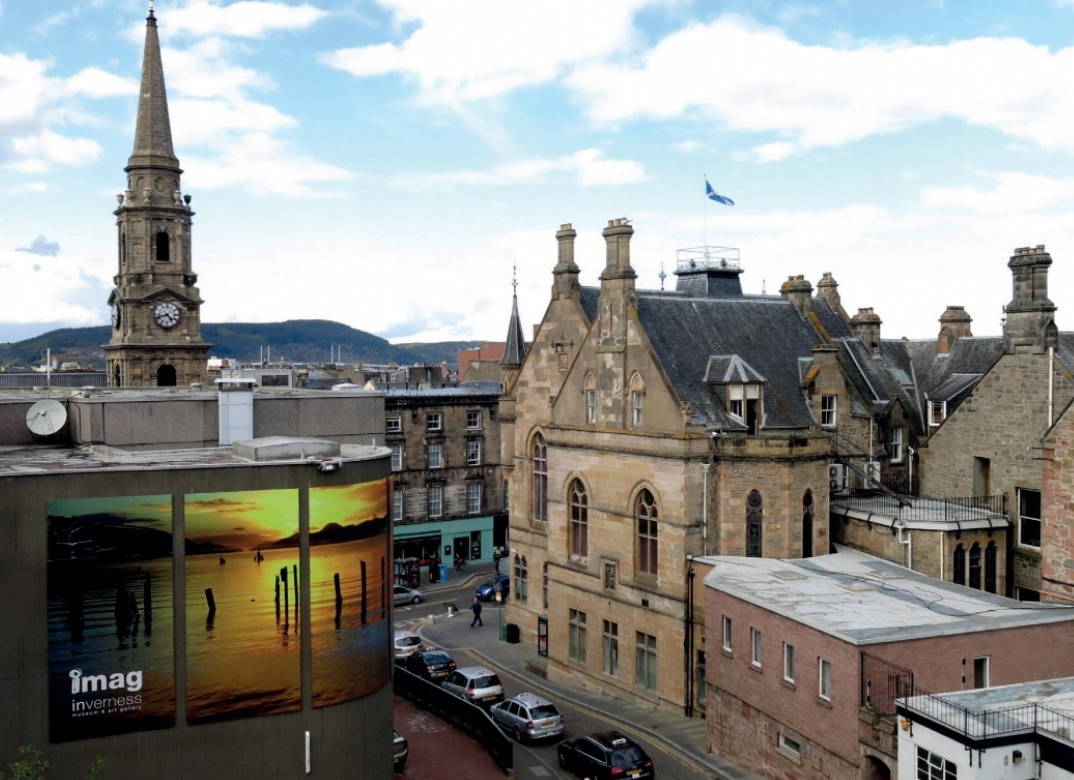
[394, 579, 704, 780]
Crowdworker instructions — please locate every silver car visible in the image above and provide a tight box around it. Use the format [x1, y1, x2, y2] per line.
[490, 692, 565, 742]
[393, 584, 424, 605]
[441, 666, 505, 708]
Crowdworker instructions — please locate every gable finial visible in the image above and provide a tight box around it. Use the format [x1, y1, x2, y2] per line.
[512, 263, 518, 294]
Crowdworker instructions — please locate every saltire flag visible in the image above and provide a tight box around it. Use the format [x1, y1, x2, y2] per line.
[705, 178, 734, 206]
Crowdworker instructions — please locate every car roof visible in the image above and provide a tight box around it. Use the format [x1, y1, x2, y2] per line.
[510, 692, 553, 707]
[453, 665, 495, 676]
[393, 630, 420, 639]
[586, 731, 633, 749]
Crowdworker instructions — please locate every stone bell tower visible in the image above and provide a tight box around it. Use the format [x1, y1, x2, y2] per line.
[103, 3, 210, 387]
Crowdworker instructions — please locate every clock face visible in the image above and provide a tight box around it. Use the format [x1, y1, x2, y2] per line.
[153, 301, 180, 329]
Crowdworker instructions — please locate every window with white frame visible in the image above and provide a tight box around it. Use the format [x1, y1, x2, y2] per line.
[1019, 488, 1042, 548]
[426, 412, 442, 432]
[390, 443, 403, 471]
[751, 628, 762, 668]
[728, 385, 744, 420]
[778, 734, 801, 759]
[636, 632, 657, 691]
[466, 439, 482, 466]
[929, 399, 946, 428]
[569, 609, 587, 663]
[466, 482, 482, 514]
[427, 442, 443, 469]
[392, 488, 404, 522]
[891, 426, 904, 463]
[428, 484, 443, 518]
[586, 389, 597, 424]
[818, 658, 832, 701]
[603, 620, 619, 676]
[973, 657, 990, 689]
[387, 415, 402, 433]
[514, 555, 528, 603]
[632, 390, 643, 427]
[917, 746, 957, 780]
[466, 410, 481, 429]
[722, 616, 732, 652]
[783, 643, 795, 683]
[821, 395, 837, 428]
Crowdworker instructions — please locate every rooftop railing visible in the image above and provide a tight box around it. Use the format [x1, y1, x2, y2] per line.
[833, 491, 1007, 524]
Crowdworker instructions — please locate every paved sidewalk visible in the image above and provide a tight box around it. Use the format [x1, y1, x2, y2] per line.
[414, 564, 764, 780]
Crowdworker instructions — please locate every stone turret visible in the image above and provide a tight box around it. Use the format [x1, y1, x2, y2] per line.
[938, 306, 972, 355]
[552, 223, 579, 300]
[1004, 245, 1058, 354]
[780, 275, 813, 316]
[850, 308, 882, 353]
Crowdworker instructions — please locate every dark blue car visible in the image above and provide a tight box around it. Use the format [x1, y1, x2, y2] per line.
[475, 574, 510, 601]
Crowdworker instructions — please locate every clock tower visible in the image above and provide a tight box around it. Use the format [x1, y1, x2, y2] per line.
[104, 4, 210, 387]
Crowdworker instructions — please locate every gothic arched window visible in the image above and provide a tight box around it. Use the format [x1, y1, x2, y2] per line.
[746, 490, 763, 557]
[802, 490, 814, 558]
[969, 542, 982, 590]
[636, 489, 659, 576]
[984, 542, 997, 594]
[532, 433, 547, 521]
[953, 544, 966, 586]
[569, 479, 588, 558]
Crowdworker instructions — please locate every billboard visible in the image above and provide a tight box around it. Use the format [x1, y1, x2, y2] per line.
[184, 489, 301, 725]
[47, 495, 175, 742]
[309, 481, 391, 707]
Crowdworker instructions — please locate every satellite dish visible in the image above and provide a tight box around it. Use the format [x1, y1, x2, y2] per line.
[26, 398, 68, 438]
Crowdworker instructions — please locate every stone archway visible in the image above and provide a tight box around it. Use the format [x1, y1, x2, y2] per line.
[157, 364, 177, 386]
[861, 754, 891, 780]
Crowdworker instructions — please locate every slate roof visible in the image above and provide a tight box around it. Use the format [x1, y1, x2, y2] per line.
[632, 293, 853, 429]
[835, 338, 928, 437]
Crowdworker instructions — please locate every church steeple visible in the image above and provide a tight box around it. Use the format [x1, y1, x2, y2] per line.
[501, 266, 527, 369]
[104, 4, 210, 388]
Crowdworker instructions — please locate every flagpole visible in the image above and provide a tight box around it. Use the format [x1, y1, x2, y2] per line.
[703, 173, 709, 249]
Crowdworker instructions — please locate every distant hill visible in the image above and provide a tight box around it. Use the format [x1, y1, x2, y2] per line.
[0, 320, 484, 371]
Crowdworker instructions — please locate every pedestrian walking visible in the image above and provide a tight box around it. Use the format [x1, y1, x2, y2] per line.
[454, 555, 463, 574]
[469, 596, 483, 628]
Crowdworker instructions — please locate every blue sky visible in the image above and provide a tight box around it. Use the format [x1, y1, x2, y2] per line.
[4, 1, 1074, 351]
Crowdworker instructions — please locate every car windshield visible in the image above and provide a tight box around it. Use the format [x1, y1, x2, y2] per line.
[473, 675, 499, 687]
[397, 636, 420, 647]
[424, 652, 450, 663]
[610, 747, 645, 768]
[529, 704, 559, 718]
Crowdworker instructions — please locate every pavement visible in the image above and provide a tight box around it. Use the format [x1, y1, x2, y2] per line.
[411, 562, 764, 780]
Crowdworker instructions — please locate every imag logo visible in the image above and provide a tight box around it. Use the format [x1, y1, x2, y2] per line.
[69, 668, 144, 695]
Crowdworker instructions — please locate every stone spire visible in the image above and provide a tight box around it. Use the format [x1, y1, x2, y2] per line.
[501, 265, 527, 368]
[129, 3, 179, 174]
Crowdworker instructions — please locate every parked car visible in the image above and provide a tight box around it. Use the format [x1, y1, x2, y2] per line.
[393, 728, 409, 772]
[393, 630, 423, 661]
[557, 731, 655, 780]
[394, 584, 424, 605]
[403, 648, 457, 682]
[441, 666, 505, 707]
[490, 692, 565, 742]
[475, 574, 511, 602]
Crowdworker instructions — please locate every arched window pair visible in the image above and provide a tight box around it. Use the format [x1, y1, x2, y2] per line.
[952, 541, 997, 593]
[567, 479, 658, 576]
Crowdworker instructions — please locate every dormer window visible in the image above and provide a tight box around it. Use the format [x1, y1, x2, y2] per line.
[727, 384, 762, 433]
[929, 399, 946, 428]
[704, 355, 766, 435]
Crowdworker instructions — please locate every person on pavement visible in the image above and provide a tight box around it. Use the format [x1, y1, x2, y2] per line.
[470, 596, 483, 628]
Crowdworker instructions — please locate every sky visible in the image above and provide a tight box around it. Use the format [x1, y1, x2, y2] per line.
[5, 1, 1074, 352]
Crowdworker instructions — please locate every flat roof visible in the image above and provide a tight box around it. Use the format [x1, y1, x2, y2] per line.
[702, 547, 1074, 645]
[0, 440, 388, 475]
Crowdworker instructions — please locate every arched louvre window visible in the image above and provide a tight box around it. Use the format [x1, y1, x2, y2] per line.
[569, 480, 588, 558]
[532, 434, 547, 521]
[636, 489, 658, 576]
[746, 490, 763, 557]
[156, 230, 170, 262]
[984, 542, 997, 594]
[953, 544, 966, 586]
[969, 543, 982, 590]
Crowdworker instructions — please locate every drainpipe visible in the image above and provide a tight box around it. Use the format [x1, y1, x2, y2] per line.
[940, 530, 945, 582]
[908, 447, 915, 494]
[684, 559, 695, 717]
[895, 518, 913, 571]
[1049, 346, 1055, 427]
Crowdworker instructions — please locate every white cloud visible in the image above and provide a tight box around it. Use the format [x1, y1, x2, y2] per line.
[565, 16, 1074, 159]
[11, 130, 101, 168]
[391, 148, 645, 191]
[323, 0, 654, 104]
[63, 67, 137, 99]
[672, 139, 705, 153]
[168, 1, 328, 39]
[919, 172, 1074, 213]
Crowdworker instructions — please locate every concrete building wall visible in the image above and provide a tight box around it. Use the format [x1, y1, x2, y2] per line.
[0, 454, 393, 780]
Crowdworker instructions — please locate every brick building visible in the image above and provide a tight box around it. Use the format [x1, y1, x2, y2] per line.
[704, 549, 1074, 780]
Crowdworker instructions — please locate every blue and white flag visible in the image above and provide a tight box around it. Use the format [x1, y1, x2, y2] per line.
[705, 178, 734, 206]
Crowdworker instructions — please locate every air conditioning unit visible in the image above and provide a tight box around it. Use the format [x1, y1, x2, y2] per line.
[865, 460, 881, 488]
[829, 464, 846, 493]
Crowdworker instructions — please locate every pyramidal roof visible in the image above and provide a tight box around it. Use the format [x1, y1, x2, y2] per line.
[501, 273, 527, 368]
[128, 3, 179, 172]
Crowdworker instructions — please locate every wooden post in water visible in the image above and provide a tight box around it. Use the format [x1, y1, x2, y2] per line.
[281, 567, 289, 630]
[293, 564, 299, 623]
[274, 575, 281, 621]
[204, 587, 216, 612]
[334, 572, 343, 628]
[360, 560, 368, 625]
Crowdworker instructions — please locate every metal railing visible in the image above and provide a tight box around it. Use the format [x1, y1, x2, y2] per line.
[861, 653, 914, 716]
[899, 691, 1074, 744]
[834, 492, 1006, 524]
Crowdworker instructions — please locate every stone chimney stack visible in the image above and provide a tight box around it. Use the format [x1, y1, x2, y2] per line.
[850, 308, 882, 353]
[815, 272, 850, 322]
[601, 218, 635, 280]
[779, 275, 813, 316]
[1004, 245, 1058, 354]
[937, 306, 973, 355]
[552, 223, 580, 300]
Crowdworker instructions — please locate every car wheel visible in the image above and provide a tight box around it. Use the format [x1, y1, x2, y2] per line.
[411, 595, 421, 604]
[512, 726, 523, 742]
